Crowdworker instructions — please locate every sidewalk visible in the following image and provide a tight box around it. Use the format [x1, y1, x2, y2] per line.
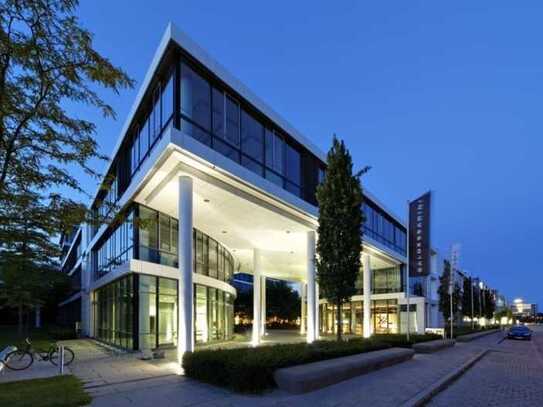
[90, 332, 504, 407]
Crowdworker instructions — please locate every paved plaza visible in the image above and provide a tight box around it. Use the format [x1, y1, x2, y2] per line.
[429, 325, 543, 406]
[3, 329, 542, 406]
[84, 331, 509, 407]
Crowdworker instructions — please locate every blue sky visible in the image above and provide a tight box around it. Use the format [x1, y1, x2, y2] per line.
[74, 1, 543, 306]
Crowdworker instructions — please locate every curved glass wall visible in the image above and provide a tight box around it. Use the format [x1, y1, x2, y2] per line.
[92, 204, 235, 285]
[194, 284, 234, 344]
[93, 273, 234, 350]
[136, 204, 235, 284]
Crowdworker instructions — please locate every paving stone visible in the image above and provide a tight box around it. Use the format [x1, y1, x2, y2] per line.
[428, 326, 543, 407]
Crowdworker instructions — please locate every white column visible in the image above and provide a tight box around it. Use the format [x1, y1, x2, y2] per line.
[252, 249, 262, 346]
[315, 282, 320, 339]
[362, 253, 372, 338]
[261, 275, 266, 337]
[300, 282, 306, 334]
[306, 231, 316, 343]
[178, 176, 194, 362]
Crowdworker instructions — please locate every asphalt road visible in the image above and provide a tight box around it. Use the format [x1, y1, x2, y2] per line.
[429, 325, 543, 406]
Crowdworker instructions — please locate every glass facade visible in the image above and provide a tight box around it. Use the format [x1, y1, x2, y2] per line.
[354, 265, 403, 295]
[138, 275, 178, 350]
[320, 299, 410, 335]
[130, 70, 175, 177]
[178, 61, 316, 201]
[194, 284, 234, 344]
[93, 275, 135, 349]
[92, 204, 234, 285]
[138, 206, 178, 268]
[93, 273, 233, 350]
[363, 201, 407, 256]
[94, 209, 134, 279]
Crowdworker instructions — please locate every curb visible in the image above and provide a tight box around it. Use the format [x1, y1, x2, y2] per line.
[400, 349, 489, 407]
[456, 329, 501, 342]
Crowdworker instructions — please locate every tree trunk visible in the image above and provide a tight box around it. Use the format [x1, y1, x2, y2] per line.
[17, 304, 23, 336]
[336, 299, 343, 341]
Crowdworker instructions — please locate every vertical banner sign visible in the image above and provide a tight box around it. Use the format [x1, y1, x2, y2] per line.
[409, 192, 431, 276]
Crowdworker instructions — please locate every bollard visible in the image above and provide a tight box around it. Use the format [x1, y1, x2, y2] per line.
[58, 345, 64, 375]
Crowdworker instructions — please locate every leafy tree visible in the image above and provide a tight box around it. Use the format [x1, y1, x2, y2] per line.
[0, 0, 133, 325]
[461, 276, 473, 319]
[473, 283, 481, 319]
[316, 136, 369, 341]
[233, 276, 301, 324]
[482, 289, 496, 320]
[495, 308, 512, 323]
[266, 280, 301, 322]
[438, 260, 461, 323]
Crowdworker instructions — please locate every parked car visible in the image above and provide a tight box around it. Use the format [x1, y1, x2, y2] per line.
[507, 325, 532, 340]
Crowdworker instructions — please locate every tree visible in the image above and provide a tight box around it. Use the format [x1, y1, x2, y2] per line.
[0, 251, 70, 334]
[461, 276, 473, 320]
[438, 260, 461, 323]
[266, 280, 301, 322]
[472, 283, 481, 319]
[316, 136, 369, 341]
[0, 0, 133, 326]
[233, 277, 301, 325]
[495, 308, 512, 324]
[482, 289, 496, 320]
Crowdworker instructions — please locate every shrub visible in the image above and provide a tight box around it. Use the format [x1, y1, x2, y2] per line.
[372, 333, 442, 348]
[183, 338, 389, 393]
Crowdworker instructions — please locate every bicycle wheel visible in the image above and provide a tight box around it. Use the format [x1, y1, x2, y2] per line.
[4, 350, 33, 370]
[49, 347, 75, 366]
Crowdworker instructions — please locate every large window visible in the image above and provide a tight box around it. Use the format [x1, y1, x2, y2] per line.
[177, 60, 317, 203]
[373, 299, 399, 334]
[94, 210, 134, 279]
[138, 275, 178, 350]
[319, 298, 403, 336]
[129, 69, 175, 178]
[194, 284, 234, 344]
[93, 275, 134, 349]
[355, 265, 403, 295]
[241, 110, 264, 175]
[363, 201, 406, 256]
[135, 204, 234, 283]
[193, 229, 234, 283]
[285, 144, 301, 196]
[138, 206, 177, 268]
[180, 63, 211, 145]
[372, 267, 402, 294]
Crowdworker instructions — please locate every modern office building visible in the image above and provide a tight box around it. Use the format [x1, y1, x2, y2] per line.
[511, 298, 538, 319]
[57, 23, 426, 359]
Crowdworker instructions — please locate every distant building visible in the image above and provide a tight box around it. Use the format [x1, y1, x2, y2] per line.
[511, 298, 537, 318]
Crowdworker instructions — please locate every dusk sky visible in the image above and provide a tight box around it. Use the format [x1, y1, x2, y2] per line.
[73, 2, 543, 306]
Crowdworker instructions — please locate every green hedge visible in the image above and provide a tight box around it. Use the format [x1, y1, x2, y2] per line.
[446, 325, 500, 338]
[372, 333, 442, 348]
[183, 339, 390, 393]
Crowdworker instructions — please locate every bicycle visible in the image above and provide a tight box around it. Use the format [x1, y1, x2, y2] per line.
[3, 338, 75, 371]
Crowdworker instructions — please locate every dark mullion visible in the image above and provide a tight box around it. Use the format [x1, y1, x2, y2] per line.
[174, 53, 181, 129]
